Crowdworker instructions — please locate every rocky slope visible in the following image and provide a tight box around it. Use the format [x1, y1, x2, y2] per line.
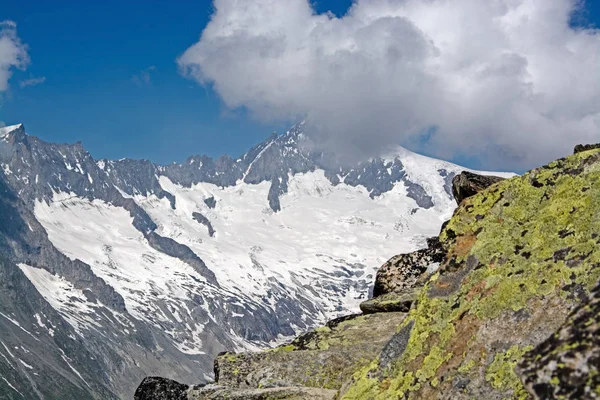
[137, 144, 600, 399]
[0, 122, 512, 399]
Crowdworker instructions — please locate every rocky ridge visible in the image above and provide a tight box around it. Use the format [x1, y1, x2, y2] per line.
[137, 144, 600, 399]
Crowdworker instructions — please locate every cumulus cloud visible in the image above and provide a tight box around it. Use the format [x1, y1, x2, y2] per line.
[0, 21, 29, 92]
[178, 0, 600, 169]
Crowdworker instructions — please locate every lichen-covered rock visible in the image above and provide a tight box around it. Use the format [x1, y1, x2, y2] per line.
[574, 143, 600, 154]
[451, 171, 506, 204]
[343, 148, 600, 399]
[359, 288, 419, 314]
[188, 384, 337, 399]
[373, 237, 445, 297]
[214, 312, 407, 391]
[517, 279, 600, 400]
[134, 377, 189, 400]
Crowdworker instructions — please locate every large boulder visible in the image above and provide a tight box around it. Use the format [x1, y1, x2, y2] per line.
[517, 279, 600, 400]
[344, 147, 600, 399]
[134, 377, 189, 400]
[373, 236, 445, 297]
[451, 171, 505, 204]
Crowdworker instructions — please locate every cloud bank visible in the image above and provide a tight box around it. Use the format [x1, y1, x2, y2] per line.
[179, 0, 600, 169]
[0, 21, 29, 92]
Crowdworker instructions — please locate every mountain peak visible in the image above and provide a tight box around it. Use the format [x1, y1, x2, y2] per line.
[0, 123, 24, 138]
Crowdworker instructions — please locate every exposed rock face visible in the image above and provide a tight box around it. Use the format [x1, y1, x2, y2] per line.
[192, 212, 216, 237]
[213, 312, 407, 392]
[344, 147, 600, 399]
[134, 377, 189, 400]
[451, 170, 506, 204]
[574, 143, 600, 154]
[372, 236, 445, 297]
[517, 279, 600, 400]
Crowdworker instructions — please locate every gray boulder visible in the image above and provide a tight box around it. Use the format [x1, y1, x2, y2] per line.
[134, 377, 189, 400]
[451, 171, 505, 204]
[373, 237, 445, 297]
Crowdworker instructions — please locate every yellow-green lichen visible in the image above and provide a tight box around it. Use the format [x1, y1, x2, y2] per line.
[486, 345, 532, 392]
[458, 359, 476, 373]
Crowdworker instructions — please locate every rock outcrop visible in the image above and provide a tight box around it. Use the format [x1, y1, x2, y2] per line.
[211, 312, 406, 393]
[574, 143, 600, 154]
[372, 237, 445, 297]
[137, 145, 600, 400]
[516, 278, 600, 400]
[344, 146, 600, 399]
[451, 170, 506, 204]
[135, 377, 189, 400]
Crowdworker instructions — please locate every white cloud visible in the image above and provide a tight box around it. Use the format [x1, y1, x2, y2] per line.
[0, 21, 29, 92]
[179, 0, 600, 169]
[19, 76, 45, 88]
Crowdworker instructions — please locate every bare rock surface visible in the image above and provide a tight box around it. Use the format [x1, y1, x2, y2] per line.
[451, 170, 506, 204]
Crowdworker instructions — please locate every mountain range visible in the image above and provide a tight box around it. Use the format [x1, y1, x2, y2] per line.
[0, 122, 512, 399]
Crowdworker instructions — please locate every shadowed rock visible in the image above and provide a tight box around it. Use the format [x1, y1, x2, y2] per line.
[192, 212, 216, 237]
[574, 143, 600, 154]
[359, 288, 419, 314]
[451, 171, 505, 204]
[134, 377, 189, 400]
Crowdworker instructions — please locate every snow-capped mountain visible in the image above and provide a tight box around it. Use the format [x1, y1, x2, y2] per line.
[0, 123, 513, 399]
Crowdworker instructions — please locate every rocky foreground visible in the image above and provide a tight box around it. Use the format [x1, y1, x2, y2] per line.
[135, 144, 600, 399]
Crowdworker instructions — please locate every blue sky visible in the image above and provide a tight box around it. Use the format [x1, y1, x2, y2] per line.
[1, 0, 599, 168]
[0, 0, 354, 164]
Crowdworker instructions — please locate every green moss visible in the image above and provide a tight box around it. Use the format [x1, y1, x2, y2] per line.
[343, 149, 600, 399]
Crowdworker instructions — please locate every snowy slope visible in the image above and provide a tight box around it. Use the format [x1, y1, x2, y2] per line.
[33, 149, 513, 350]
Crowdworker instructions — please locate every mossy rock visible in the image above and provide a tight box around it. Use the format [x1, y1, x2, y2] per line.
[343, 148, 600, 399]
[360, 288, 420, 314]
[214, 312, 407, 391]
